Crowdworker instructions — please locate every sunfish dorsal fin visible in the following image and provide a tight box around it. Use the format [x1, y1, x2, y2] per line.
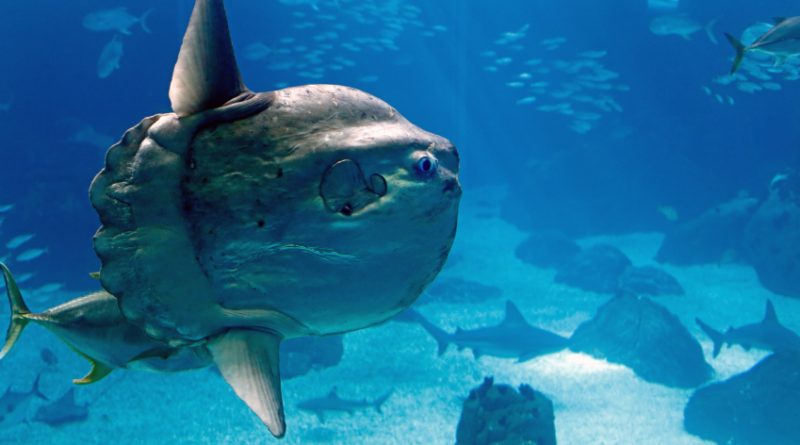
[763, 300, 779, 324]
[502, 300, 528, 326]
[209, 329, 285, 438]
[169, 0, 246, 117]
[327, 387, 339, 398]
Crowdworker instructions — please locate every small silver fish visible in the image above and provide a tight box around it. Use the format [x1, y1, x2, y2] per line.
[0, 96, 12, 112]
[97, 34, 124, 79]
[16, 248, 47, 262]
[34, 283, 64, 294]
[243, 43, 273, 61]
[6, 234, 35, 250]
[82, 7, 152, 35]
[650, 15, 718, 44]
[69, 125, 115, 150]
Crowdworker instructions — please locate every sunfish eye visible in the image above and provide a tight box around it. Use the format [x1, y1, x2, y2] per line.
[414, 155, 438, 177]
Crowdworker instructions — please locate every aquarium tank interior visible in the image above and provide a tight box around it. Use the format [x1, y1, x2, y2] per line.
[1, 0, 800, 444]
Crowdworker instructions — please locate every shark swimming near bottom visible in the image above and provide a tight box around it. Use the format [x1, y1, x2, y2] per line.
[696, 300, 800, 357]
[296, 387, 393, 423]
[397, 300, 569, 361]
[0, 373, 48, 422]
[33, 388, 88, 427]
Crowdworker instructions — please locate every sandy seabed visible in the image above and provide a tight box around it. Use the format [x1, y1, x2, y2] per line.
[0, 185, 793, 445]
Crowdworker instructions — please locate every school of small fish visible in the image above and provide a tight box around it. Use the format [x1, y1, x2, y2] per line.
[702, 21, 800, 106]
[481, 24, 628, 135]
[241, 0, 447, 87]
[0, 206, 62, 303]
[82, 7, 152, 79]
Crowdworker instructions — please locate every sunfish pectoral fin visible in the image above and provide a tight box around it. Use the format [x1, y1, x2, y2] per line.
[169, 0, 246, 117]
[209, 329, 286, 438]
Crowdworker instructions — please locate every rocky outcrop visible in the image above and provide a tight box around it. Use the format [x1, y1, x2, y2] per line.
[417, 277, 503, 306]
[684, 352, 800, 445]
[656, 195, 759, 265]
[456, 377, 556, 445]
[281, 335, 344, 380]
[618, 266, 684, 296]
[742, 174, 800, 298]
[569, 294, 711, 388]
[554, 244, 631, 293]
[515, 231, 580, 269]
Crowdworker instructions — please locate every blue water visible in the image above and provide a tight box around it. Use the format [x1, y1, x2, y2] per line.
[1, 1, 799, 444]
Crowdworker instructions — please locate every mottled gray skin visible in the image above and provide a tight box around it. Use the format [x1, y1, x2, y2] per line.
[91, 85, 461, 346]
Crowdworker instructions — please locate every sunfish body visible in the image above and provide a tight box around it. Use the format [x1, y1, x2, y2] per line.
[82, 7, 152, 35]
[725, 17, 800, 73]
[5, 0, 460, 439]
[399, 300, 569, 362]
[696, 300, 800, 357]
[296, 387, 393, 423]
[0, 264, 210, 385]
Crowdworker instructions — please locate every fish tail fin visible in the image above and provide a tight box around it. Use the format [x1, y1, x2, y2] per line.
[394, 308, 451, 355]
[0, 263, 32, 360]
[414, 312, 451, 356]
[696, 318, 724, 358]
[139, 9, 154, 34]
[30, 372, 49, 401]
[724, 32, 746, 74]
[373, 390, 394, 414]
[705, 18, 719, 45]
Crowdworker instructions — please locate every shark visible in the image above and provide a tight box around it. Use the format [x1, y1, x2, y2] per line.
[397, 300, 569, 362]
[33, 388, 88, 427]
[696, 300, 800, 357]
[0, 373, 48, 422]
[296, 387, 393, 423]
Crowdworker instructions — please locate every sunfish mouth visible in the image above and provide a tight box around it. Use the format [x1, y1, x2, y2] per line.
[443, 177, 461, 196]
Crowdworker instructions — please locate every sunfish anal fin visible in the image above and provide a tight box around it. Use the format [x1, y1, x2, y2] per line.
[169, 0, 246, 117]
[209, 329, 286, 438]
